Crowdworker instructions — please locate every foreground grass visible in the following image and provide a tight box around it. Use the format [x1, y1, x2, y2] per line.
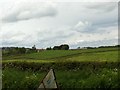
[2, 67, 119, 90]
[2, 68, 45, 90]
[2, 47, 119, 89]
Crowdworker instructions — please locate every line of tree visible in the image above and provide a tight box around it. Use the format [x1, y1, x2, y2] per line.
[77, 45, 120, 49]
[2, 45, 37, 55]
[98, 45, 120, 48]
[46, 44, 69, 50]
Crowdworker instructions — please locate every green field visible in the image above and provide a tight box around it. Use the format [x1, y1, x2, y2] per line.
[2, 47, 120, 89]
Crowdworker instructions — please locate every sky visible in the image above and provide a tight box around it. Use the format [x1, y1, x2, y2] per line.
[0, 0, 119, 49]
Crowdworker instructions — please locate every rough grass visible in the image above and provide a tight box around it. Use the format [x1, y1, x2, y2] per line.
[2, 47, 120, 89]
[2, 67, 119, 90]
[2, 68, 45, 90]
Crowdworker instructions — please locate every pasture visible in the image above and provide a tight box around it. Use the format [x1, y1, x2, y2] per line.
[2, 47, 120, 89]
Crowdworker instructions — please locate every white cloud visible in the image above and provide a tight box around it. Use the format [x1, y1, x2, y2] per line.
[2, 1, 57, 22]
[0, 1, 118, 48]
[74, 21, 92, 32]
[85, 2, 117, 12]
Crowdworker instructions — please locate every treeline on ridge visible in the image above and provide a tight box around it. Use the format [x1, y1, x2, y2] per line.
[1, 44, 119, 55]
[2, 45, 37, 55]
[46, 44, 69, 50]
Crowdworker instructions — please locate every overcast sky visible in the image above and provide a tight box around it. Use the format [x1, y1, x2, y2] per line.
[0, 0, 119, 49]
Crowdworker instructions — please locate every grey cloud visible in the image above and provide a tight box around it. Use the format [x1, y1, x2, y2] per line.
[74, 18, 117, 33]
[74, 21, 92, 33]
[32, 27, 76, 48]
[37, 39, 65, 48]
[2, 3, 57, 23]
[73, 3, 117, 34]
[85, 2, 117, 12]
[70, 39, 118, 48]
[2, 40, 20, 46]
[78, 3, 117, 34]
[1, 1, 118, 49]
[118, 2, 120, 23]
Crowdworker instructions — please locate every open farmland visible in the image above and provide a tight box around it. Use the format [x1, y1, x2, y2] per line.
[2, 47, 120, 89]
[2, 47, 118, 60]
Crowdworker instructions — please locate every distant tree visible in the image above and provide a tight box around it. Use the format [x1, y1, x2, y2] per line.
[53, 46, 60, 50]
[86, 47, 94, 49]
[32, 45, 36, 50]
[18, 47, 26, 54]
[60, 44, 69, 50]
[31, 45, 37, 52]
[13, 47, 19, 54]
[115, 45, 120, 47]
[46, 47, 52, 50]
[53, 44, 69, 50]
[25, 48, 33, 53]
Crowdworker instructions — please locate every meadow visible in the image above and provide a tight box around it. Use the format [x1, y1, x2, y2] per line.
[2, 47, 120, 89]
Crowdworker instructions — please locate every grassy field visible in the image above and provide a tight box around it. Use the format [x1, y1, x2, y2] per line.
[2, 47, 120, 89]
[2, 47, 118, 60]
